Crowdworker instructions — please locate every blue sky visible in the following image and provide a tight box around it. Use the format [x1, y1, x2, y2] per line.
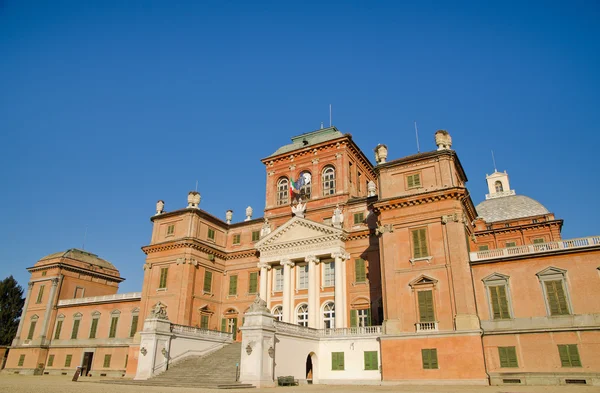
[1, 1, 598, 293]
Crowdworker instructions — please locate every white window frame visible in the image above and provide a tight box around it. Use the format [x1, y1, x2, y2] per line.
[322, 262, 335, 287]
[536, 267, 572, 316]
[481, 273, 514, 321]
[323, 302, 335, 329]
[273, 268, 284, 292]
[272, 306, 283, 322]
[297, 264, 309, 290]
[296, 303, 308, 327]
[322, 166, 336, 196]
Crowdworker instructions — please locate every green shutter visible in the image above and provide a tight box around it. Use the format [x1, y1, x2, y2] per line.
[104, 354, 111, 368]
[71, 319, 80, 339]
[47, 354, 54, 367]
[490, 285, 510, 320]
[366, 308, 371, 326]
[90, 318, 98, 338]
[422, 349, 438, 369]
[124, 354, 129, 368]
[418, 290, 435, 322]
[364, 351, 378, 370]
[407, 175, 414, 188]
[232, 318, 237, 340]
[201, 315, 209, 328]
[252, 231, 260, 241]
[36, 285, 45, 303]
[18, 355, 25, 366]
[412, 229, 428, 258]
[221, 318, 226, 332]
[54, 320, 63, 339]
[355, 259, 366, 282]
[533, 238, 545, 244]
[567, 345, 581, 367]
[109, 317, 118, 338]
[430, 349, 438, 369]
[546, 280, 569, 315]
[159, 267, 168, 289]
[27, 321, 36, 340]
[331, 352, 345, 370]
[130, 315, 139, 337]
[558, 345, 571, 367]
[249, 272, 258, 294]
[350, 310, 357, 327]
[498, 347, 518, 368]
[65, 354, 72, 367]
[229, 275, 238, 296]
[203, 271, 212, 293]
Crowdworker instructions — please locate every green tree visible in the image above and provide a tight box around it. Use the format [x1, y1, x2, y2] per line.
[0, 276, 25, 345]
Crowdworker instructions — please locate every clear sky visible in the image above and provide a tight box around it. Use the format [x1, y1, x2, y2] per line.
[1, 1, 598, 293]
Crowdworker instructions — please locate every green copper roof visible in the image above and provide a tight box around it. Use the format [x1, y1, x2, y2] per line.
[268, 126, 344, 157]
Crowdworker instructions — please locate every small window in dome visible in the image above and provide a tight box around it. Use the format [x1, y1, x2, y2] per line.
[532, 219, 538, 223]
[495, 181, 504, 193]
[505, 223, 510, 228]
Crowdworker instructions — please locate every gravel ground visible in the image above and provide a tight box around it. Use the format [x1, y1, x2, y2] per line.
[0, 375, 599, 393]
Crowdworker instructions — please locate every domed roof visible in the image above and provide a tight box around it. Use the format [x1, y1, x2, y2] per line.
[37, 248, 118, 271]
[475, 195, 549, 223]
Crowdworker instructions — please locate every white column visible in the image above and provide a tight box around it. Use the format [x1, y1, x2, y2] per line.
[14, 282, 34, 341]
[305, 255, 320, 328]
[39, 277, 60, 341]
[331, 251, 349, 328]
[257, 262, 270, 301]
[280, 258, 294, 323]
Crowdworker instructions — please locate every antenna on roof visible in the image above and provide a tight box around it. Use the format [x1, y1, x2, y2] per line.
[414, 121, 420, 153]
[82, 225, 88, 250]
[320, 122, 324, 129]
[491, 150, 497, 172]
[329, 104, 332, 127]
[195, 180, 198, 192]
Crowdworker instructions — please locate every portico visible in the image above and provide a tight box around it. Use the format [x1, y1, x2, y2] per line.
[255, 217, 349, 328]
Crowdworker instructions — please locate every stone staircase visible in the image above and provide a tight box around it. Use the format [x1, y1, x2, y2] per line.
[104, 343, 253, 389]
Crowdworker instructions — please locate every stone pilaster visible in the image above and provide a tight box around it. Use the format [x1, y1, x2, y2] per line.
[280, 258, 294, 323]
[305, 255, 320, 328]
[13, 282, 34, 344]
[258, 262, 271, 302]
[331, 251, 350, 328]
[39, 278, 59, 341]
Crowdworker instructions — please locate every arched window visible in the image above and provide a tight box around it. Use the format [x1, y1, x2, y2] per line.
[495, 181, 503, 193]
[323, 302, 335, 329]
[298, 171, 312, 200]
[322, 166, 336, 196]
[297, 304, 308, 327]
[277, 178, 289, 206]
[272, 306, 283, 322]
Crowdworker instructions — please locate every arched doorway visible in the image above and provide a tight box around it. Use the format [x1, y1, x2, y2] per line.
[306, 352, 317, 384]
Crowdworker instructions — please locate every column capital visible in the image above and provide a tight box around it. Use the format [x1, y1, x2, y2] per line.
[304, 255, 320, 264]
[27, 282, 34, 289]
[331, 251, 351, 261]
[257, 262, 272, 270]
[51, 278, 60, 286]
[280, 258, 295, 267]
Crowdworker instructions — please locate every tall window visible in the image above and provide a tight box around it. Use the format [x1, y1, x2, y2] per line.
[36, 285, 45, 304]
[89, 313, 100, 338]
[322, 166, 336, 196]
[203, 270, 213, 293]
[18, 354, 25, 367]
[297, 265, 309, 290]
[27, 315, 38, 340]
[357, 171, 362, 193]
[65, 354, 72, 367]
[495, 181, 504, 192]
[109, 311, 120, 338]
[355, 259, 366, 283]
[248, 272, 258, 294]
[351, 309, 371, 327]
[71, 314, 82, 339]
[537, 267, 571, 316]
[323, 262, 335, 287]
[103, 354, 112, 368]
[411, 228, 429, 258]
[130, 310, 139, 338]
[323, 302, 335, 328]
[54, 316, 64, 339]
[297, 304, 308, 327]
[229, 275, 238, 296]
[483, 273, 513, 320]
[418, 290, 435, 322]
[298, 171, 312, 200]
[47, 354, 54, 367]
[159, 267, 168, 289]
[273, 268, 283, 292]
[348, 162, 353, 183]
[277, 178, 289, 205]
[272, 306, 283, 322]
[200, 315, 209, 328]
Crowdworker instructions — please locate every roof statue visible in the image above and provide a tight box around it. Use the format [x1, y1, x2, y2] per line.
[260, 218, 271, 238]
[291, 198, 306, 218]
[150, 301, 168, 320]
[155, 200, 165, 216]
[332, 204, 344, 229]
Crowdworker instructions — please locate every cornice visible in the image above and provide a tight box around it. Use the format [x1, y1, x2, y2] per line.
[225, 250, 260, 261]
[474, 220, 564, 236]
[470, 244, 600, 265]
[26, 263, 124, 283]
[373, 187, 468, 212]
[142, 238, 227, 259]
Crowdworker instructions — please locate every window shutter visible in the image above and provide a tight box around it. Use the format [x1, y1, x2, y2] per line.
[498, 285, 510, 318]
[418, 229, 428, 257]
[90, 318, 98, 338]
[232, 318, 238, 340]
[54, 320, 63, 339]
[412, 230, 421, 258]
[130, 315, 139, 337]
[159, 268, 168, 289]
[109, 317, 118, 338]
[430, 349, 438, 369]
[421, 349, 429, 369]
[366, 308, 371, 326]
[568, 345, 581, 367]
[546, 280, 569, 315]
[229, 276, 238, 295]
[498, 347, 509, 368]
[418, 290, 435, 322]
[331, 353, 337, 370]
[507, 347, 518, 368]
[71, 319, 80, 339]
[355, 259, 366, 282]
[204, 271, 212, 293]
[27, 321, 36, 340]
[201, 315, 209, 328]
[221, 318, 226, 332]
[249, 272, 258, 294]
[490, 286, 501, 319]
[104, 354, 111, 368]
[350, 310, 357, 327]
[339, 352, 344, 370]
[407, 175, 414, 188]
[414, 174, 421, 186]
[47, 355, 54, 367]
[558, 345, 571, 367]
[364, 351, 371, 370]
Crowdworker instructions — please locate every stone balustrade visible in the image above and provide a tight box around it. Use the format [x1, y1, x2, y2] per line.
[470, 236, 600, 262]
[274, 321, 382, 338]
[57, 292, 141, 306]
[415, 321, 438, 332]
[170, 323, 233, 340]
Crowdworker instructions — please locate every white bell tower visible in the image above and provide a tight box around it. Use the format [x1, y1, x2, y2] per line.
[485, 171, 515, 199]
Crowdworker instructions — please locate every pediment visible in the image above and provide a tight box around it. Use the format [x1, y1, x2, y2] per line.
[536, 266, 566, 277]
[409, 275, 438, 288]
[482, 273, 510, 283]
[255, 216, 345, 250]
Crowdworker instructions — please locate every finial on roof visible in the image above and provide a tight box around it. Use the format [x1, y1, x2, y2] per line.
[435, 130, 452, 150]
[245, 206, 253, 221]
[226, 210, 233, 224]
[374, 144, 388, 165]
[187, 192, 201, 209]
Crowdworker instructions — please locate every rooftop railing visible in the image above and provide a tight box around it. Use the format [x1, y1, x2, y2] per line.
[57, 292, 141, 306]
[274, 321, 382, 337]
[470, 236, 600, 262]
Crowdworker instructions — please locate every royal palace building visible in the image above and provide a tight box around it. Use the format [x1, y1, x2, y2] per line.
[3, 127, 599, 386]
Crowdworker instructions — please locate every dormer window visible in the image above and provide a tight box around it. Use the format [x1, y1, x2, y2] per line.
[495, 181, 504, 192]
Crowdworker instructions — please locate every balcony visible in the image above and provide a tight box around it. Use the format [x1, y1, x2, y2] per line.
[470, 236, 600, 262]
[273, 321, 382, 338]
[415, 321, 438, 332]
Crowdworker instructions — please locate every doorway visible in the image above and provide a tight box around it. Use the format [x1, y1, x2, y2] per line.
[81, 352, 93, 376]
[306, 352, 317, 384]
